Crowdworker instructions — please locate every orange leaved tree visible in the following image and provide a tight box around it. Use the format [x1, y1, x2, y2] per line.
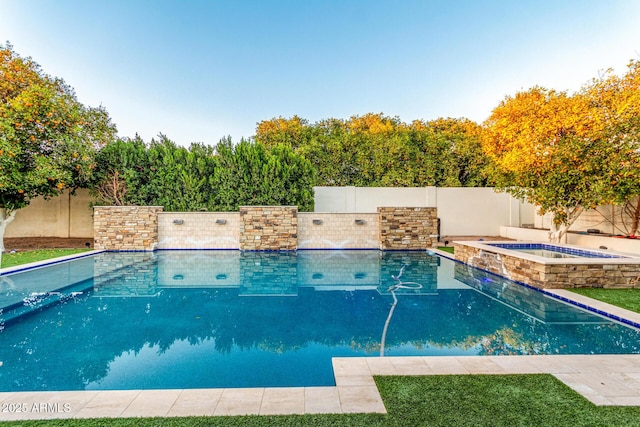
[482, 86, 616, 242]
[585, 60, 640, 236]
[0, 43, 116, 264]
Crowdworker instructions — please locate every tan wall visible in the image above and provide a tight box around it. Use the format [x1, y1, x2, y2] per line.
[297, 213, 379, 249]
[314, 186, 535, 236]
[157, 212, 241, 249]
[7, 187, 635, 241]
[535, 199, 640, 235]
[6, 189, 93, 238]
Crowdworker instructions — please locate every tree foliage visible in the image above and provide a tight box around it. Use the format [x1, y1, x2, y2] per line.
[255, 113, 492, 187]
[586, 60, 640, 235]
[482, 60, 640, 241]
[0, 43, 116, 258]
[211, 138, 315, 211]
[91, 136, 316, 212]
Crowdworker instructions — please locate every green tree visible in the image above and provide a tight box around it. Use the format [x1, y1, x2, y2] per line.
[0, 43, 116, 263]
[91, 136, 151, 206]
[211, 138, 315, 211]
[92, 135, 220, 211]
[254, 115, 310, 149]
[285, 114, 490, 188]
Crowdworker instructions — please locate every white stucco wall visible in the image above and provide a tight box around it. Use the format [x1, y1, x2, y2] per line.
[314, 186, 536, 237]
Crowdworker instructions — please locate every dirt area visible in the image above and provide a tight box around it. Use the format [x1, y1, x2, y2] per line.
[3, 237, 93, 251]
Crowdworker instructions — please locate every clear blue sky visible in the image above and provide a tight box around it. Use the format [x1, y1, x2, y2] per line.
[1, 0, 639, 146]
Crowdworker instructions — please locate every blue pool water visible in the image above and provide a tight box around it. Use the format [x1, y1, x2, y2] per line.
[487, 243, 623, 259]
[1, 250, 639, 392]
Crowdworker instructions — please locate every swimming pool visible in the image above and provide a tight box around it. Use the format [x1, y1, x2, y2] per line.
[1, 250, 639, 392]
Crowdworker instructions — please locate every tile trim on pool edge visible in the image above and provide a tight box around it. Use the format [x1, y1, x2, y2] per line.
[0, 250, 105, 277]
[439, 249, 640, 330]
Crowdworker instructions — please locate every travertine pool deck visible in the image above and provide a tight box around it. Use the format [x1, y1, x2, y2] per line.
[2, 353, 640, 421]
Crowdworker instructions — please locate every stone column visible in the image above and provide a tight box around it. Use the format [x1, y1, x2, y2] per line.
[378, 207, 438, 250]
[239, 206, 298, 250]
[93, 206, 163, 251]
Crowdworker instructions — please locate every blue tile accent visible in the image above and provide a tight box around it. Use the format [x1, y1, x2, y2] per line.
[461, 259, 640, 330]
[487, 243, 622, 259]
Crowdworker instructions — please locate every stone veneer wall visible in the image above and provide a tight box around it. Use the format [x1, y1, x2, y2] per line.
[378, 207, 438, 250]
[297, 213, 380, 249]
[94, 206, 163, 251]
[239, 206, 298, 251]
[94, 206, 440, 251]
[157, 212, 240, 249]
[454, 242, 640, 289]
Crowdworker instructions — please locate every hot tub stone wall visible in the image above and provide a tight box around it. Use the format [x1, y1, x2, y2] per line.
[94, 206, 163, 251]
[239, 206, 298, 251]
[378, 207, 438, 250]
[454, 242, 640, 289]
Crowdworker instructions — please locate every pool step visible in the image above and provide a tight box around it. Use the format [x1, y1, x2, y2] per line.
[0, 281, 93, 327]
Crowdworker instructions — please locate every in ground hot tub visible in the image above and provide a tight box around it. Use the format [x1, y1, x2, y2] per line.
[454, 241, 640, 289]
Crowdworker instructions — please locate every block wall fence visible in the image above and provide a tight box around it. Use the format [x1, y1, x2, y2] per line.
[93, 206, 439, 251]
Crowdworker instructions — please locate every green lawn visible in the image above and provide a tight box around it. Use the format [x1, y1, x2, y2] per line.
[1, 249, 91, 269]
[437, 246, 454, 254]
[570, 287, 640, 314]
[3, 375, 640, 426]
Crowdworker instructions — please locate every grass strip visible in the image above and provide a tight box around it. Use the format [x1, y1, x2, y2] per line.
[570, 288, 640, 314]
[1, 249, 91, 269]
[4, 374, 640, 426]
